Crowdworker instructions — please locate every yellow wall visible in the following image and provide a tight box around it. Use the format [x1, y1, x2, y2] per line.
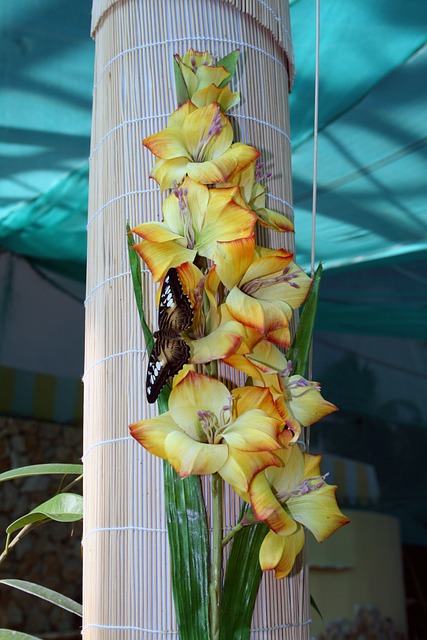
[308, 510, 407, 636]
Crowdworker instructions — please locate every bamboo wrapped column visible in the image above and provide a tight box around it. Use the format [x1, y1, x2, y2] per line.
[84, 1, 309, 638]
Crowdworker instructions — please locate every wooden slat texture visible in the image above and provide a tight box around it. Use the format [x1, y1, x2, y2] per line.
[84, 1, 309, 638]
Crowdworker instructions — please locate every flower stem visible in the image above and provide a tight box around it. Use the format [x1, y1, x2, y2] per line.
[222, 521, 243, 547]
[210, 472, 223, 640]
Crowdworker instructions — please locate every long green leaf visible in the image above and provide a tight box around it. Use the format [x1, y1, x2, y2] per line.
[6, 493, 83, 536]
[127, 226, 154, 353]
[287, 263, 323, 376]
[0, 630, 42, 640]
[0, 579, 82, 617]
[160, 388, 209, 638]
[164, 463, 210, 639]
[220, 504, 268, 640]
[0, 464, 82, 483]
[310, 594, 323, 620]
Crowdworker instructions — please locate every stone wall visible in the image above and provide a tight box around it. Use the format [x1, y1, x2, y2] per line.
[0, 417, 82, 639]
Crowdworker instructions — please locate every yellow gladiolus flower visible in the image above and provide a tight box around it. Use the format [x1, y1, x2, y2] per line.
[130, 372, 286, 494]
[174, 262, 248, 365]
[224, 341, 337, 440]
[225, 248, 312, 347]
[250, 444, 349, 577]
[143, 102, 259, 190]
[132, 177, 256, 287]
[222, 160, 295, 233]
[181, 49, 215, 68]
[174, 50, 240, 112]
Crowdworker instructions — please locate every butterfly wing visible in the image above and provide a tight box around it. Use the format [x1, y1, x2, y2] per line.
[158, 268, 193, 333]
[146, 268, 193, 403]
[146, 336, 191, 403]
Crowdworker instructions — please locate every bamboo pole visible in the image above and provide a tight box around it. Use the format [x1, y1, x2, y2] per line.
[84, 1, 309, 638]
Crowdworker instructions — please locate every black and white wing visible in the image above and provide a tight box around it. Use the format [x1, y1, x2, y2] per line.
[146, 268, 193, 403]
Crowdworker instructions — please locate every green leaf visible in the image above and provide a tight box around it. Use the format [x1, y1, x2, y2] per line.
[220, 503, 268, 640]
[0, 463, 82, 483]
[127, 226, 154, 353]
[6, 493, 83, 536]
[217, 50, 240, 88]
[310, 593, 323, 620]
[0, 630, 42, 640]
[0, 579, 82, 617]
[164, 463, 210, 640]
[173, 57, 190, 105]
[287, 263, 323, 376]
[157, 383, 209, 639]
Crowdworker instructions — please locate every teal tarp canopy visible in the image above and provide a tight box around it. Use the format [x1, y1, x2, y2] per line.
[1, 0, 427, 338]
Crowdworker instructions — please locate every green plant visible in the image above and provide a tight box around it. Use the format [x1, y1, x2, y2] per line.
[0, 463, 83, 639]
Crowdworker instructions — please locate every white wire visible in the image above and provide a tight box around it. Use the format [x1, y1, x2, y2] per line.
[302, 7, 321, 628]
[306, 0, 321, 459]
[311, 0, 321, 280]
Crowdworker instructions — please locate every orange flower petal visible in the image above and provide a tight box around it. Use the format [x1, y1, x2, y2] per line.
[150, 157, 190, 190]
[192, 85, 240, 112]
[223, 410, 282, 452]
[224, 142, 261, 182]
[232, 385, 281, 420]
[282, 375, 338, 427]
[169, 371, 231, 434]
[259, 530, 287, 572]
[259, 528, 305, 578]
[265, 324, 292, 348]
[165, 430, 228, 477]
[253, 265, 312, 310]
[183, 103, 233, 160]
[226, 287, 292, 341]
[189, 322, 243, 364]
[143, 127, 190, 160]
[129, 413, 179, 459]
[244, 340, 289, 375]
[255, 207, 294, 233]
[239, 250, 293, 285]
[219, 449, 282, 500]
[249, 470, 297, 536]
[213, 236, 256, 290]
[132, 221, 184, 243]
[186, 143, 259, 184]
[287, 483, 350, 542]
[133, 240, 196, 282]
[167, 100, 198, 127]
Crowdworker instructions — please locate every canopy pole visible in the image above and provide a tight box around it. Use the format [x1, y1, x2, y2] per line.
[84, 1, 309, 637]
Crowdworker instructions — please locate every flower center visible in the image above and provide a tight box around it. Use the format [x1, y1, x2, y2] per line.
[240, 266, 303, 296]
[197, 396, 234, 444]
[279, 362, 321, 398]
[285, 376, 321, 396]
[190, 56, 214, 69]
[172, 183, 195, 249]
[192, 107, 224, 162]
[255, 160, 272, 182]
[190, 276, 206, 339]
[276, 473, 329, 502]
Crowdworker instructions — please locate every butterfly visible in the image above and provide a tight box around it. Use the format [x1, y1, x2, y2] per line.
[146, 267, 193, 403]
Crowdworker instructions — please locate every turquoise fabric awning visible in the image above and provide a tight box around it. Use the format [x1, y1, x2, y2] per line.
[1, 0, 427, 336]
